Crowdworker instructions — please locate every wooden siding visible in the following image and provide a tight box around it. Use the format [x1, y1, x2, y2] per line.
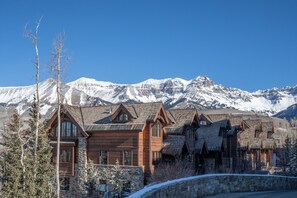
[87, 131, 139, 166]
[143, 124, 150, 174]
[143, 120, 165, 174]
[138, 130, 144, 166]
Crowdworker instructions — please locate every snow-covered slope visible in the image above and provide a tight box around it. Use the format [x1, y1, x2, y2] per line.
[0, 76, 296, 124]
[274, 103, 297, 120]
[67, 76, 297, 115]
[0, 78, 106, 123]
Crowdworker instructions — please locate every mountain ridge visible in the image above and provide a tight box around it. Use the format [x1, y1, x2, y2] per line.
[0, 75, 296, 124]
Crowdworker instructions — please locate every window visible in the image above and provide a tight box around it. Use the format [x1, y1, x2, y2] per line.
[152, 123, 161, 137]
[123, 151, 132, 165]
[100, 151, 108, 164]
[152, 151, 162, 165]
[72, 124, 77, 136]
[254, 130, 260, 138]
[267, 132, 273, 139]
[55, 121, 78, 138]
[118, 113, 128, 122]
[199, 120, 207, 126]
[187, 128, 194, 139]
[60, 148, 72, 163]
[53, 147, 72, 163]
[60, 177, 70, 191]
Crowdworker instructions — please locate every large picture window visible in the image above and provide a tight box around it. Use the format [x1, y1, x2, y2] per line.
[55, 121, 78, 138]
[123, 151, 132, 165]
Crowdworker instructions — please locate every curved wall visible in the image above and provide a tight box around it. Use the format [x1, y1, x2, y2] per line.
[129, 174, 297, 198]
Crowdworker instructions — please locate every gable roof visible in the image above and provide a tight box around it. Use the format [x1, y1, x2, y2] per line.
[47, 104, 89, 137]
[196, 120, 227, 152]
[165, 109, 198, 134]
[162, 135, 186, 156]
[195, 138, 208, 154]
[111, 104, 136, 121]
[199, 114, 213, 125]
[49, 102, 169, 133]
[244, 119, 262, 130]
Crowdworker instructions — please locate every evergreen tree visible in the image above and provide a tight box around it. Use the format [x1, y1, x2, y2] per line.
[28, 99, 54, 197]
[85, 160, 99, 197]
[283, 136, 297, 175]
[288, 138, 297, 175]
[110, 159, 123, 197]
[0, 110, 23, 197]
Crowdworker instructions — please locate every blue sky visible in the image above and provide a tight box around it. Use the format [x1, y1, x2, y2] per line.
[0, 0, 296, 91]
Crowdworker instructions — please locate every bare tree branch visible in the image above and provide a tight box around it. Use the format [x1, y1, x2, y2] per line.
[24, 16, 43, 180]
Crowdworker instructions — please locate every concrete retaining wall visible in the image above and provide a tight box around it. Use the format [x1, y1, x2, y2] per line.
[129, 174, 297, 198]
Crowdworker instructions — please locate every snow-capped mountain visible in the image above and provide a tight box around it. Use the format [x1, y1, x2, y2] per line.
[67, 76, 297, 115]
[0, 78, 106, 123]
[274, 104, 297, 120]
[0, 76, 296, 124]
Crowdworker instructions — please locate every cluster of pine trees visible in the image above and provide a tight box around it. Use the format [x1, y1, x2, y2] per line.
[0, 100, 53, 197]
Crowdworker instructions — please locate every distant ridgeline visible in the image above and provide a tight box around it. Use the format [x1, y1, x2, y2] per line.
[0, 76, 297, 126]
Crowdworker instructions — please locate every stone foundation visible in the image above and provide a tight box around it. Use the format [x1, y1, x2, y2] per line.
[94, 165, 144, 193]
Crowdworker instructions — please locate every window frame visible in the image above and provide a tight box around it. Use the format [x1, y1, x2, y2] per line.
[123, 150, 132, 166]
[254, 130, 260, 138]
[118, 113, 129, 122]
[152, 151, 162, 165]
[55, 121, 78, 138]
[52, 146, 73, 163]
[60, 147, 72, 163]
[199, 120, 207, 126]
[152, 122, 161, 137]
[99, 150, 108, 165]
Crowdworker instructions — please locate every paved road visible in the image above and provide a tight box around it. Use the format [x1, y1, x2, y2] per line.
[205, 191, 297, 198]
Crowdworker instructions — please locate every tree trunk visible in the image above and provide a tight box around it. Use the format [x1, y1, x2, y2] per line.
[55, 37, 63, 198]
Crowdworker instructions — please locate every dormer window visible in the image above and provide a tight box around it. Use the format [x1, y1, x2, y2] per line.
[199, 120, 207, 126]
[55, 121, 78, 138]
[118, 113, 129, 122]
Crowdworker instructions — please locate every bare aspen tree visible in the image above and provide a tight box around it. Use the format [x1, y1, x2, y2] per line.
[16, 112, 28, 191]
[24, 17, 42, 177]
[50, 34, 66, 197]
